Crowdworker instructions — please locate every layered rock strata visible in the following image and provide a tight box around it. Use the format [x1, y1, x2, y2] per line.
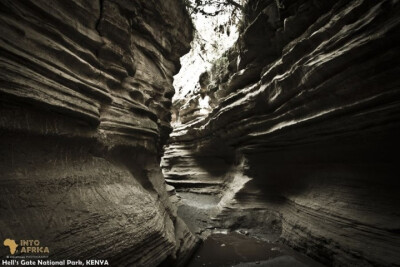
[0, 0, 197, 266]
[162, 0, 400, 266]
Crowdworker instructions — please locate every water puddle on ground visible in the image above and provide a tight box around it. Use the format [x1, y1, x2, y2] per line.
[187, 232, 325, 267]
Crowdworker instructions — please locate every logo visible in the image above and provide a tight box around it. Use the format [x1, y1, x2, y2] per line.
[3, 239, 49, 255]
[3, 239, 18, 255]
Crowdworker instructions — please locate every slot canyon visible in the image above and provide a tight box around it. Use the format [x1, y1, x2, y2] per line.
[0, 0, 399, 266]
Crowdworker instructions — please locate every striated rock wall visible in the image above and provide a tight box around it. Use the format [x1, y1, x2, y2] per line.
[0, 0, 197, 266]
[163, 0, 400, 266]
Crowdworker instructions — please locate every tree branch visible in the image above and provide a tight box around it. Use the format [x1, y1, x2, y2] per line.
[225, 0, 243, 10]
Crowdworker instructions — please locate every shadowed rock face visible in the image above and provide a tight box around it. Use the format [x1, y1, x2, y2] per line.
[0, 0, 197, 265]
[163, 0, 400, 266]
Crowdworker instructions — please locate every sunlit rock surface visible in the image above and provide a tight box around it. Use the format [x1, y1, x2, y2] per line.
[0, 0, 197, 265]
[162, 0, 400, 266]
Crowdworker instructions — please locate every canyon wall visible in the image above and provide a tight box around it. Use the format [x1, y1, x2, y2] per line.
[162, 0, 400, 266]
[0, 0, 197, 266]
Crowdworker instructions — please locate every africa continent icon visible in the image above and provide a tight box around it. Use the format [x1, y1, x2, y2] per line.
[3, 239, 18, 255]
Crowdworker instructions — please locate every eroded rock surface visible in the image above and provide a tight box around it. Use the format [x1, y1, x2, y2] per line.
[162, 0, 400, 266]
[0, 0, 197, 266]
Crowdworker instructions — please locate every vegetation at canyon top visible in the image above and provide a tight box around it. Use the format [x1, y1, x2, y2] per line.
[174, 0, 286, 101]
[173, 0, 244, 100]
[182, 0, 284, 29]
[183, 0, 245, 51]
[183, 0, 244, 16]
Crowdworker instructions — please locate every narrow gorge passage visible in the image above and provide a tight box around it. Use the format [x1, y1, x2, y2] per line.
[162, 0, 400, 266]
[0, 0, 399, 267]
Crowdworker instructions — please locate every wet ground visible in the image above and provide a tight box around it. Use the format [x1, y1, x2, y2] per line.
[187, 232, 325, 267]
[176, 192, 325, 267]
